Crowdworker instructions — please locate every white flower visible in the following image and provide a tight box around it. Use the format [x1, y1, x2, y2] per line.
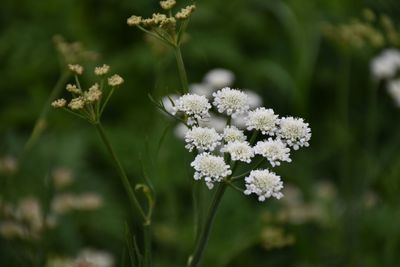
[94, 64, 110, 76]
[232, 113, 248, 129]
[173, 94, 211, 125]
[254, 138, 291, 167]
[190, 83, 213, 97]
[51, 98, 67, 108]
[68, 97, 86, 110]
[203, 68, 235, 89]
[185, 127, 222, 152]
[222, 126, 246, 143]
[191, 153, 232, 189]
[370, 49, 400, 80]
[84, 83, 102, 102]
[213, 87, 249, 116]
[161, 94, 179, 114]
[244, 169, 284, 201]
[174, 123, 189, 140]
[198, 115, 226, 132]
[107, 74, 124, 86]
[388, 79, 400, 107]
[277, 117, 311, 150]
[76, 249, 114, 267]
[246, 107, 279, 135]
[244, 90, 263, 109]
[221, 141, 254, 163]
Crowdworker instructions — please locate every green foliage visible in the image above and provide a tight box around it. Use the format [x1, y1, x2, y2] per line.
[1, 0, 400, 266]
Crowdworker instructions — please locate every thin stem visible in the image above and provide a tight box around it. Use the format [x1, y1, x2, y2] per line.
[231, 158, 265, 181]
[187, 183, 227, 267]
[24, 72, 70, 152]
[174, 46, 189, 94]
[100, 87, 115, 116]
[94, 123, 147, 223]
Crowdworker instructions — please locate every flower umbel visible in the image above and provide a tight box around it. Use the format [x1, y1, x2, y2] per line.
[185, 127, 222, 152]
[173, 94, 211, 125]
[246, 107, 279, 135]
[254, 138, 291, 167]
[277, 117, 311, 150]
[191, 153, 231, 189]
[213, 87, 250, 117]
[222, 126, 247, 143]
[244, 169, 284, 201]
[221, 141, 254, 163]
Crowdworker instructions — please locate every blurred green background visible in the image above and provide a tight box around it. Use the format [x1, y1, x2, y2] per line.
[1, 0, 400, 266]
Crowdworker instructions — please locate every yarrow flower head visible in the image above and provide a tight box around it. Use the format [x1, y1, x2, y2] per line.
[185, 127, 221, 152]
[254, 138, 291, 167]
[222, 126, 246, 143]
[84, 84, 102, 103]
[221, 141, 254, 163]
[191, 153, 231, 189]
[68, 97, 86, 110]
[108, 74, 124, 87]
[213, 87, 250, 117]
[51, 99, 66, 108]
[172, 94, 211, 125]
[244, 169, 284, 201]
[127, 15, 142, 26]
[175, 5, 196, 20]
[277, 117, 311, 150]
[94, 64, 110, 76]
[160, 0, 176, 10]
[246, 107, 279, 135]
[68, 64, 83, 75]
[66, 84, 82, 94]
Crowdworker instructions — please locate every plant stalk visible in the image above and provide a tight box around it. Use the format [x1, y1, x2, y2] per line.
[24, 71, 70, 153]
[187, 183, 227, 267]
[94, 123, 147, 223]
[174, 46, 189, 94]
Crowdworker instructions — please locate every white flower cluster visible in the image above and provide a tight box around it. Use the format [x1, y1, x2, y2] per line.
[370, 49, 400, 107]
[161, 70, 311, 201]
[191, 153, 232, 189]
[172, 94, 211, 125]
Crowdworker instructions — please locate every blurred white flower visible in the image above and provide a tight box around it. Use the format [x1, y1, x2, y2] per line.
[0, 221, 26, 239]
[198, 115, 226, 132]
[174, 123, 189, 139]
[222, 125, 246, 143]
[244, 90, 263, 109]
[185, 127, 222, 152]
[203, 68, 235, 89]
[191, 153, 232, 189]
[76, 249, 114, 267]
[161, 94, 179, 114]
[17, 197, 43, 232]
[246, 107, 279, 135]
[213, 87, 250, 117]
[190, 83, 213, 97]
[370, 49, 400, 80]
[277, 117, 311, 150]
[388, 79, 400, 107]
[221, 141, 254, 163]
[244, 169, 284, 201]
[52, 167, 74, 189]
[254, 138, 291, 167]
[172, 94, 211, 125]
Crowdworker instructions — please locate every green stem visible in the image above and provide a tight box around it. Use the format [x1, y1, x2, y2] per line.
[24, 72, 70, 153]
[94, 123, 147, 223]
[174, 46, 189, 94]
[187, 183, 227, 267]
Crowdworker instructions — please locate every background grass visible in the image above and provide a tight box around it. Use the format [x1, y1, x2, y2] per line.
[1, 0, 400, 266]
